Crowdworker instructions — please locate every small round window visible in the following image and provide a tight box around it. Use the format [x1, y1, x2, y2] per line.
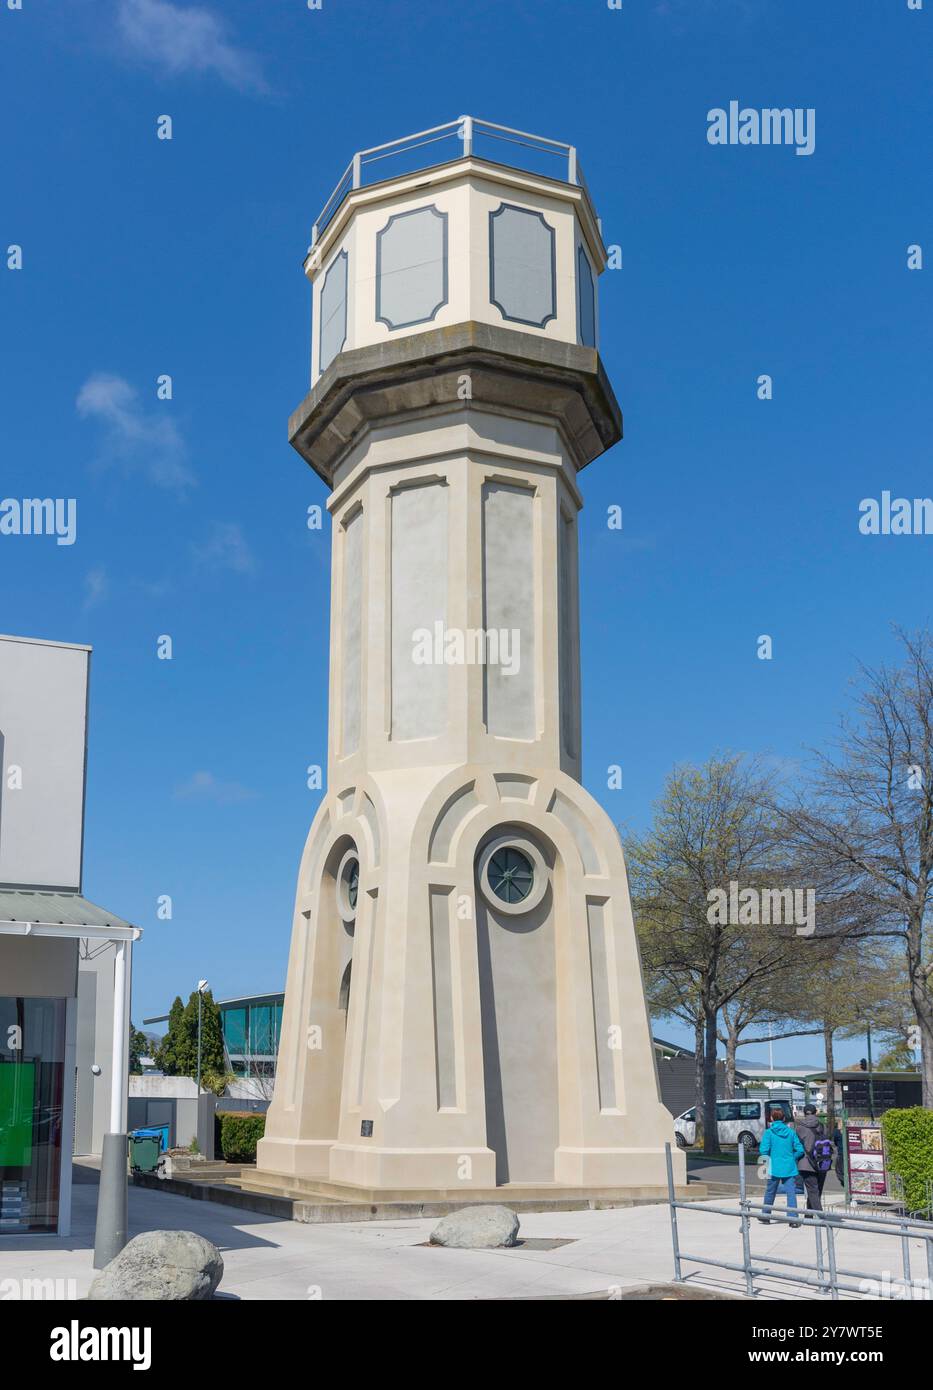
[336, 850, 360, 922]
[487, 845, 534, 905]
[477, 835, 549, 916]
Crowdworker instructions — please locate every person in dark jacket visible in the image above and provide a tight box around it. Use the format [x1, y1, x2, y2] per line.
[757, 1107, 805, 1226]
[796, 1104, 831, 1213]
[832, 1124, 845, 1187]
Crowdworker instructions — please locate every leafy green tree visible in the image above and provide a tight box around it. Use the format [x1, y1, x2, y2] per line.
[128, 1021, 148, 1075]
[154, 991, 226, 1081]
[877, 1042, 917, 1070]
[200, 1068, 235, 1097]
[749, 939, 904, 1133]
[183, 989, 225, 1081]
[154, 996, 190, 1076]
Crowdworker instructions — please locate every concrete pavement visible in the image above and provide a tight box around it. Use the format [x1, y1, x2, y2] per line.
[0, 1166, 925, 1300]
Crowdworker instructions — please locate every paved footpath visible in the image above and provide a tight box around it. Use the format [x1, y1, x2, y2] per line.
[0, 1169, 921, 1300]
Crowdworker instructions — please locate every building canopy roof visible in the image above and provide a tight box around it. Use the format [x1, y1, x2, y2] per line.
[0, 889, 140, 940]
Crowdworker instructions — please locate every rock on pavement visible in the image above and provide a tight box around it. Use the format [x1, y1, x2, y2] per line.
[430, 1205, 520, 1249]
[87, 1230, 224, 1301]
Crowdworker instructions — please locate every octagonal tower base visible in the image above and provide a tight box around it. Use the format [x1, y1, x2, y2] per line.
[257, 762, 685, 1197]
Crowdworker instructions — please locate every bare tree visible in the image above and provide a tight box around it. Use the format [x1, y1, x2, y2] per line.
[743, 940, 905, 1131]
[643, 970, 707, 1112]
[775, 630, 933, 1106]
[718, 991, 779, 1099]
[629, 755, 807, 1153]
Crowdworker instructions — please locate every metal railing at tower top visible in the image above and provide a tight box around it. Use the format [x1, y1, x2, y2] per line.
[309, 116, 591, 248]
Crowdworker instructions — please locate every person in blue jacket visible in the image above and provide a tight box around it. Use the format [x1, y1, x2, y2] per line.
[757, 1106, 805, 1226]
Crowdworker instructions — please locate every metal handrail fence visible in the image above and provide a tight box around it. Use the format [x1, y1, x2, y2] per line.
[310, 116, 585, 248]
[665, 1142, 933, 1300]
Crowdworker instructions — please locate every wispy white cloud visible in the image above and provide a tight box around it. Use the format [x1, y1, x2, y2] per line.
[82, 567, 109, 612]
[655, 0, 762, 26]
[174, 770, 257, 805]
[131, 575, 176, 598]
[115, 0, 267, 93]
[76, 372, 195, 493]
[191, 521, 256, 575]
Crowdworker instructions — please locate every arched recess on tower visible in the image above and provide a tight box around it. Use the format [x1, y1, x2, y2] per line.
[305, 832, 361, 1140]
[473, 822, 560, 1186]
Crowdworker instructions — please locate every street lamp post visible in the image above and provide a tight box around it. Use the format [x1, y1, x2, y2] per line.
[197, 979, 208, 1092]
[866, 1021, 875, 1122]
[93, 936, 136, 1269]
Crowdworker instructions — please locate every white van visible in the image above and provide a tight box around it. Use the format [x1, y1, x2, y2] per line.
[673, 1100, 766, 1151]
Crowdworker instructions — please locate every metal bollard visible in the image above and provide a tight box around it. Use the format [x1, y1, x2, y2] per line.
[665, 1143, 683, 1282]
[738, 1141, 756, 1297]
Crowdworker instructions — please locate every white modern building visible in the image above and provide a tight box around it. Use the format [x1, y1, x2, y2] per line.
[0, 633, 139, 1236]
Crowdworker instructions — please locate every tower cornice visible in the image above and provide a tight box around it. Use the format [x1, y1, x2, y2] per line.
[288, 320, 622, 486]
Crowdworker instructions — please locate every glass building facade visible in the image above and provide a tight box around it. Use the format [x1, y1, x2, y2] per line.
[0, 996, 67, 1234]
[219, 994, 283, 1077]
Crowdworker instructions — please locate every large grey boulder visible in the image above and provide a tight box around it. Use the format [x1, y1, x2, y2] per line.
[430, 1205, 520, 1249]
[88, 1230, 224, 1301]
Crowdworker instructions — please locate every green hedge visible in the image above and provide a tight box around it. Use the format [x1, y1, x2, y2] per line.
[881, 1107, 933, 1214]
[218, 1111, 266, 1164]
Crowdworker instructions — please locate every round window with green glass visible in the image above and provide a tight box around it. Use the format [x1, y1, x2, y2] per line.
[336, 849, 361, 922]
[477, 834, 549, 916]
[486, 845, 535, 904]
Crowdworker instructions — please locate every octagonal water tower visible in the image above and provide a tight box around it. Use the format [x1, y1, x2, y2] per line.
[256, 119, 683, 1200]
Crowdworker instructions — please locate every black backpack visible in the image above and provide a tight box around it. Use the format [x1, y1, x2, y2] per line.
[812, 1137, 834, 1172]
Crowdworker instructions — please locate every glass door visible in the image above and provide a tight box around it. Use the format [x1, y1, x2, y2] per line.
[0, 997, 66, 1233]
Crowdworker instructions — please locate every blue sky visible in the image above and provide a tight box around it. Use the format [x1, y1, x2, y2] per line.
[1, 0, 930, 1065]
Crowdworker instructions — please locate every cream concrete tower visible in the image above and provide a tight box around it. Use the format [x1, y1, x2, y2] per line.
[257, 119, 683, 1197]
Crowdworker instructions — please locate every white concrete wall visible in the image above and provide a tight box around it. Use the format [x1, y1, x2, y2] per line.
[0, 636, 89, 891]
[74, 942, 115, 1155]
[128, 1075, 201, 1098]
[0, 935, 77, 996]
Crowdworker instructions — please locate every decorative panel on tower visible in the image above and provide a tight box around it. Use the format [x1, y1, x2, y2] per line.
[390, 481, 448, 741]
[340, 508, 363, 756]
[429, 886, 458, 1109]
[482, 481, 536, 739]
[320, 250, 348, 372]
[376, 206, 448, 330]
[586, 899, 617, 1110]
[489, 203, 556, 328]
[577, 244, 596, 348]
[558, 507, 579, 758]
